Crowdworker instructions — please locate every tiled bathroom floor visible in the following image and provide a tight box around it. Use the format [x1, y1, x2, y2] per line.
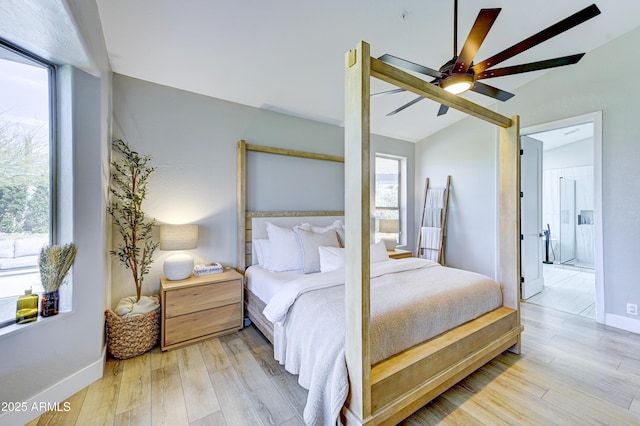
[525, 263, 596, 318]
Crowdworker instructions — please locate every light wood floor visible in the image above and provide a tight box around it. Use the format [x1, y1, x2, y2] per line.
[527, 264, 596, 318]
[28, 302, 640, 425]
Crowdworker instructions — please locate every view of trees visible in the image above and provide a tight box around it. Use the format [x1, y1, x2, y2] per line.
[375, 156, 401, 242]
[0, 116, 49, 234]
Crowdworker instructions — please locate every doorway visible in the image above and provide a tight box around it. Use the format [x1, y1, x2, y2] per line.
[521, 112, 603, 322]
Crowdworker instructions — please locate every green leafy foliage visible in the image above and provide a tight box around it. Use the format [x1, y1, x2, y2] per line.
[0, 185, 28, 233]
[25, 185, 49, 233]
[107, 139, 159, 302]
[0, 116, 50, 234]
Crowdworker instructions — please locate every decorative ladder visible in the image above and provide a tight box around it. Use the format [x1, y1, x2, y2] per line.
[416, 176, 451, 265]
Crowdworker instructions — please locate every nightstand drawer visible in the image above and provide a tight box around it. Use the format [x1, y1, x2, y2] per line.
[164, 303, 242, 347]
[164, 279, 241, 318]
[388, 249, 412, 259]
[160, 269, 244, 351]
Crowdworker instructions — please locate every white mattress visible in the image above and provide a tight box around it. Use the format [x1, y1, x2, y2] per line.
[245, 265, 306, 304]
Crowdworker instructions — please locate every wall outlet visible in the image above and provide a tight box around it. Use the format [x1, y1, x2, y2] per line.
[627, 303, 638, 316]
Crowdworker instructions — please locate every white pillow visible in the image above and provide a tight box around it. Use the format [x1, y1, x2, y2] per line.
[318, 241, 389, 273]
[370, 241, 390, 262]
[253, 239, 263, 266]
[319, 246, 345, 273]
[265, 222, 310, 272]
[311, 220, 345, 247]
[253, 239, 270, 268]
[297, 228, 340, 273]
[311, 219, 344, 233]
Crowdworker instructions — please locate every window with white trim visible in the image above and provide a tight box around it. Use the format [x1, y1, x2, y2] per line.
[0, 39, 56, 327]
[374, 154, 406, 246]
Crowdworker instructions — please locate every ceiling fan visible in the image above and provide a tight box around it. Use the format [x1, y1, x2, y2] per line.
[375, 1, 601, 116]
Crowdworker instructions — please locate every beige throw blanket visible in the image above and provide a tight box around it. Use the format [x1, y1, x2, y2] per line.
[264, 259, 503, 425]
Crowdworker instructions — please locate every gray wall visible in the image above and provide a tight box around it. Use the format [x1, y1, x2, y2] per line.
[0, 2, 111, 424]
[111, 74, 415, 307]
[415, 116, 497, 278]
[416, 24, 640, 325]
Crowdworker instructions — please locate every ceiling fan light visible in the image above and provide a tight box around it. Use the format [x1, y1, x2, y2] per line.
[444, 81, 472, 94]
[441, 74, 474, 95]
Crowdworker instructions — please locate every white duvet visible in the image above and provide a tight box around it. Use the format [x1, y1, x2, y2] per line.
[263, 258, 503, 426]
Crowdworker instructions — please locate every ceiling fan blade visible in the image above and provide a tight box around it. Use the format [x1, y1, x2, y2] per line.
[386, 96, 425, 116]
[471, 81, 515, 102]
[371, 88, 406, 98]
[471, 4, 601, 75]
[437, 104, 449, 116]
[476, 53, 585, 80]
[454, 8, 501, 74]
[378, 54, 443, 79]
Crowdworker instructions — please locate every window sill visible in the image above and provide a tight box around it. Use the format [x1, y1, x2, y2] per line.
[0, 309, 73, 341]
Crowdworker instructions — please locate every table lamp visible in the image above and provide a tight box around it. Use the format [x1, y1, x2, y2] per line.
[160, 224, 198, 280]
[379, 218, 399, 251]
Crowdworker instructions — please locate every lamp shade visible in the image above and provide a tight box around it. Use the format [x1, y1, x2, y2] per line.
[160, 224, 198, 280]
[160, 225, 198, 250]
[379, 218, 399, 234]
[379, 218, 399, 251]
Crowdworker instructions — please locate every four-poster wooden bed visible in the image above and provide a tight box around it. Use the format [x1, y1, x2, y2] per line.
[342, 40, 521, 425]
[236, 40, 522, 426]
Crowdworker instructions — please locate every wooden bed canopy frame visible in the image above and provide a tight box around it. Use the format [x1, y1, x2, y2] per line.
[237, 40, 522, 426]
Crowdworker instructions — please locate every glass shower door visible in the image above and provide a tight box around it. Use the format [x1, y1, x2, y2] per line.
[559, 177, 576, 264]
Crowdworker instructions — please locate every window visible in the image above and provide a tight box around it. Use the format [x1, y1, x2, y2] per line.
[0, 40, 56, 327]
[374, 154, 405, 246]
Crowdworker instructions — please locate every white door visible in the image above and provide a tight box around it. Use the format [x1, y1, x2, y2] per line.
[521, 136, 544, 299]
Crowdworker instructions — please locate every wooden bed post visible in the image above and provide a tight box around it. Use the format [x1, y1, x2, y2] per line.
[344, 40, 373, 424]
[499, 116, 522, 352]
[237, 139, 247, 272]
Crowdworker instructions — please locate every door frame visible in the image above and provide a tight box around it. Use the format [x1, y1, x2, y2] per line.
[521, 111, 603, 323]
[520, 136, 544, 299]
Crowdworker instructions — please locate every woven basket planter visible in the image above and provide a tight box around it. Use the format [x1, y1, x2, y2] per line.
[105, 306, 160, 359]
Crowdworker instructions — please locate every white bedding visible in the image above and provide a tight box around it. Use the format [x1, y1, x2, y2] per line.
[245, 265, 304, 304]
[263, 258, 503, 426]
[246, 241, 390, 305]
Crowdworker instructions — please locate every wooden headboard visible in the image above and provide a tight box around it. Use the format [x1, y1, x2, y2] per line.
[236, 140, 344, 272]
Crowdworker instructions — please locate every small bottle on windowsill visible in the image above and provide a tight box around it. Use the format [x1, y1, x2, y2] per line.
[16, 287, 39, 324]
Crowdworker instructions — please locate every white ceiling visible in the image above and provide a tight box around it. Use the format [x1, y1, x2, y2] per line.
[95, 1, 640, 142]
[529, 122, 594, 151]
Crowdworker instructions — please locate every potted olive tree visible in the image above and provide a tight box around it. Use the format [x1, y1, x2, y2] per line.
[105, 139, 161, 359]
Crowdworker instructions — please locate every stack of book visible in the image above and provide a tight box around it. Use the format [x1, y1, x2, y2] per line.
[194, 262, 223, 276]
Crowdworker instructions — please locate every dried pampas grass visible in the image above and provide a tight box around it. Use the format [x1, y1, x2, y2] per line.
[39, 243, 78, 293]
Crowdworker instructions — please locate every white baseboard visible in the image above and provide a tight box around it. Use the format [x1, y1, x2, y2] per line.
[0, 347, 106, 426]
[605, 313, 640, 334]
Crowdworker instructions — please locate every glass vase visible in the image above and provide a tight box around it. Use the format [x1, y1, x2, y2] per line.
[41, 290, 59, 317]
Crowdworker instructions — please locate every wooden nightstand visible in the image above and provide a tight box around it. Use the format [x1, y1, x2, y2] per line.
[388, 249, 412, 259]
[160, 268, 243, 351]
